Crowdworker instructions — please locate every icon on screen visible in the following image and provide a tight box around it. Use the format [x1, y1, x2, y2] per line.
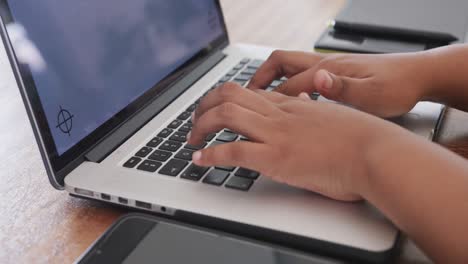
[56, 105, 74, 136]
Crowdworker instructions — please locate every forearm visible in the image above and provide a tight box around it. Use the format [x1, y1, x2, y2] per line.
[421, 44, 468, 111]
[362, 126, 468, 263]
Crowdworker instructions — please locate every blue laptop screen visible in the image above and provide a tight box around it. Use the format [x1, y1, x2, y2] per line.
[7, 0, 224, 155]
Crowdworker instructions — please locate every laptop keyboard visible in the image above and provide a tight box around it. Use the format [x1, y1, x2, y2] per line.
[122, 58, 319, 191]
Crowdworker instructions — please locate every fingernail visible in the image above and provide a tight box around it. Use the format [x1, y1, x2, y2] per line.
[192, 151, 202, 163]
[317, 70, 333, 90]
[186, 131, 191, 141]
[191, 112, 195, 123]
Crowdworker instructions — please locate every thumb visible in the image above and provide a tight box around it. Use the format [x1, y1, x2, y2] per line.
[274, 68, 317, 96]
[314, 69, 364, 105]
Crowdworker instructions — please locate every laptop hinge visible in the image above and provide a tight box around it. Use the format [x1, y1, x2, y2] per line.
[84, 50, 226, 163]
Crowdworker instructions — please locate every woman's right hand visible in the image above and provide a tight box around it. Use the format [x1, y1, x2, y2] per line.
[247, 50, 433, 118]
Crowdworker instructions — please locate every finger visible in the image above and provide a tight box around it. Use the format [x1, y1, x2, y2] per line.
[314, 69, 371, 106]
[192, 141, 273, 175]
[194, 82, 279, 121]
[247, 50, 323, 90]
[188, 102, 273, 145]
[274, 67, 319, 96]
[253, 89, 311, 105]
[298, 92, 311, 101]
[252, 89, 291, 104]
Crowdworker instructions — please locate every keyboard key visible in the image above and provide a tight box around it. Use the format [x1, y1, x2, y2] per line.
[226, 69, 238, 77]
[175, 149, 194, 161]
[247, 59, 264, 69]
[123, 157, 142, 168]
[202, 169, 230, 186]
[270, 80, 282, 88]
[220, 75, 231, 82]
[177, 111, 191, 120]
[205, 133, 216, 141]
[234, 74, 251, 81]
[159, 159, 188, 176]
[167, 119, 183, 129]
[185, 141, 207, 150]
[137, 160, 162, 173]
[225, 176, 254, 191]
[186, 104, 197, 112]
[241, 68, 257, 75]
[169, 131, 188, 142]
[235, 168, 260, 179]
[158, 128, 173, 138]
[148, 150, 172, 162]
[135, 146, 153, 158]
[216, 166, 236, 171]
[240, 58, 250, 64]
[216, 132, 238, 142]
[179, 123, 193, 133]
[209, 141, 225, 148]
[146, 137, 163, 148]
[159, 140, 182, 152]
[311, 92, 320, 100]
[233, 64, 244, 70]
[233, 80, 246, 86]
[181, 164, 209, 181]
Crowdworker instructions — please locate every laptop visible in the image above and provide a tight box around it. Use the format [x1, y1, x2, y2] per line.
[0, 1, 444, 263]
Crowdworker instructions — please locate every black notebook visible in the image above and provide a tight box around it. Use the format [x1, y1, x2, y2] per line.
[315, 0, 468, 53]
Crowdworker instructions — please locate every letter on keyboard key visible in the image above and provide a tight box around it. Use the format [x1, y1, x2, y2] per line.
[135, 146, 153, 158]
[159, 159, 188, 176]
[167, 119, 183, 129]
[175, 149, 194, 161]
[146, 137, 163, 148]
[123, 157, 142, 168]
[148, 150, 172, 162]
[157, 128, 173, 138]
[169, 131, 187, 142]
[137, 160, 162, 173]
[159, 140, 182, 152]
[177, 111, 191, 120]
[179, 123, 192, 133]
[181, 164, 209, 181]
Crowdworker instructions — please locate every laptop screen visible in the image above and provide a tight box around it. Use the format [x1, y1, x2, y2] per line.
[6, 0, 224, 155]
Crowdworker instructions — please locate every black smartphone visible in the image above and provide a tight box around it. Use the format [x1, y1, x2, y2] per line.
[76, 213, 344, 264]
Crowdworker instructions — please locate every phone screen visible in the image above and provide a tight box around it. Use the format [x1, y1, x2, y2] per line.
[124, 222, 277, 264]
[79, 215, 342, 264]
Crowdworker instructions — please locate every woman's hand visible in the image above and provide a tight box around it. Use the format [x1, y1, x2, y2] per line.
[247, 50, 433, 118]
[187, 83, 405, 201]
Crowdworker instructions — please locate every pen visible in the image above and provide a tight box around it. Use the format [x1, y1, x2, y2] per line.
[330, 20, 458, 44]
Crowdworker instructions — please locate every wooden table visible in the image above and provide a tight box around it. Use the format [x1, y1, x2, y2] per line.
[1, 0, 467, 263]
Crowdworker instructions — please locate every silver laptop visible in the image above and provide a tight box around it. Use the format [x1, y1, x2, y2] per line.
[0, 0, 444, 262]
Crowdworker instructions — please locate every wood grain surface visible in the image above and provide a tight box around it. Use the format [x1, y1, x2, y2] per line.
[1, 0, 467, 263]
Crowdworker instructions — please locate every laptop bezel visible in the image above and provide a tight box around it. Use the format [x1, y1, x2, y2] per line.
[0, 0, 229, 187]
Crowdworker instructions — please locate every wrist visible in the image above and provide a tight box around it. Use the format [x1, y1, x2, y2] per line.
[405, 51, 440, 102]
[358, 120, 414, 201]
[418, 46, 459, 102]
